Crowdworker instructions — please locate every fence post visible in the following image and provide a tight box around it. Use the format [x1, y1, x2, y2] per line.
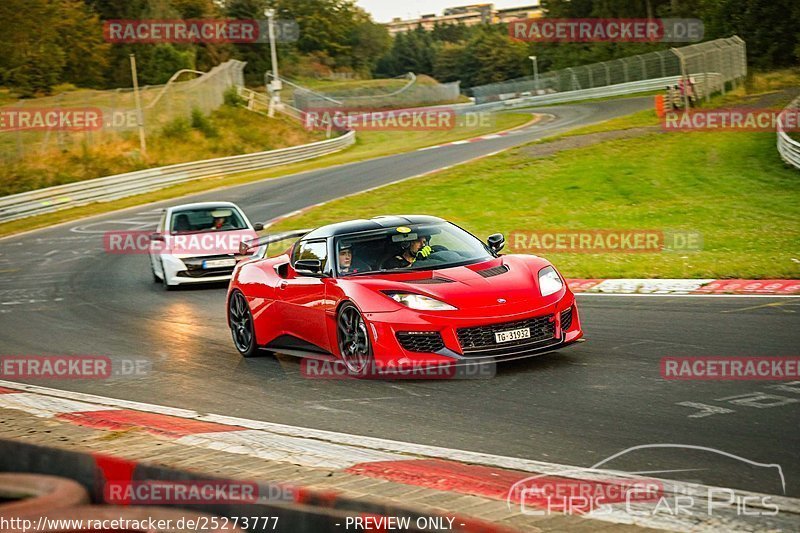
[55, 94, 65, 151]
[671, 47, 691, 111]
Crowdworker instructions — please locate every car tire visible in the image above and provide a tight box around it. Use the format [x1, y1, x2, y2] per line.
[229, 290, 258, 357]
[0, 473, 89, 516]
[160, 260, 175, 291]
[337, 302, 374, 376]
[150, 257, 160, 283]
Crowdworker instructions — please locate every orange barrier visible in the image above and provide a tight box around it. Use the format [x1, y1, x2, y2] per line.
[654, 95, 666, 117]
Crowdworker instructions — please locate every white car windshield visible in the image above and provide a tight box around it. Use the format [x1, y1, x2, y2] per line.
[171, 207, 247, 233]
[335, 222, 492, 276]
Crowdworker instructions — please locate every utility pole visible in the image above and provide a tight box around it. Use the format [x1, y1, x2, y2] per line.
[528, 56, 539, 93]
[130, 54, 147, 157]
[265, 9, 282, 117]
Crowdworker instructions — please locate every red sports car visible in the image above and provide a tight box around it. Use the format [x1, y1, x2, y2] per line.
[227, 215, 583, 376]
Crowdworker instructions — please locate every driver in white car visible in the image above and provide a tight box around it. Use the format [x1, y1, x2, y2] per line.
[211, 209, 235, 230]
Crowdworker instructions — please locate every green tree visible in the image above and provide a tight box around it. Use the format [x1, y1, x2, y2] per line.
[433, 42, 467, 83]
[459, 27, 529, 86]
[57, 0, 111, 88]
[0, 0, 110, 95]
[348, 14, 391, 74]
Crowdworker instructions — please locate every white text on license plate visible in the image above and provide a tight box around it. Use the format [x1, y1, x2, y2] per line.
[495, 327, 531, 343]
[202, 258, 236, 269]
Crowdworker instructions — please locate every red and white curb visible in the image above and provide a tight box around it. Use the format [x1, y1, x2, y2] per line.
[568, 279, 800, 295]
[416, 132, 512, 151]
[415, 113, 546, 152]
[1, 381, 798, 532]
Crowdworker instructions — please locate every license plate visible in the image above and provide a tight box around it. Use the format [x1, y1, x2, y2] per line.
[495, 327, 531, 343]
[202, 258, 236, 269]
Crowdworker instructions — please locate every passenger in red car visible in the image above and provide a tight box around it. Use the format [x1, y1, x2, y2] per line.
[338, 244, 357, 274]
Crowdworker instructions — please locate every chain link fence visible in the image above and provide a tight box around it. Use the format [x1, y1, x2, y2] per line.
[0, 60, 245, 163]
[287, 74, 461, 111]
[471, 36, 746, 104]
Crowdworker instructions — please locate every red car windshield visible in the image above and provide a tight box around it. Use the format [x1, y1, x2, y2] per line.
[335, 222, 492, 276]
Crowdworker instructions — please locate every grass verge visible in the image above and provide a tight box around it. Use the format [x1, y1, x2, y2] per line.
[0, 112, 534, 238]
[270, 130, 800, 279]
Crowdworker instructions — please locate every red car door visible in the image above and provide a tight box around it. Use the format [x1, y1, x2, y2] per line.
[278, 240, 332, 352]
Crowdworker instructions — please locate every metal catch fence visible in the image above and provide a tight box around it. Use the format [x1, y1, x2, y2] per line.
[470, 36, 747, 104]
[0, 60, 246, 163]
[286, 74, 461, 111]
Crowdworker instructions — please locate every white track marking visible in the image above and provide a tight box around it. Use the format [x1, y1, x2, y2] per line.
[176, 430, 407, 470]
[0, 381, 195, 418]
[0, 392, 117, 417]
[589, 279, 713, 294]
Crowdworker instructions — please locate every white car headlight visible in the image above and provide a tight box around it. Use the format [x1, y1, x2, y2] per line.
[538, 266, 563, 296]
[386, 292, 457, 311]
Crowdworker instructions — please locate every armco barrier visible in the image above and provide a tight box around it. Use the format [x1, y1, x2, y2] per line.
[0, 439, 510, 533]
[777, 95, 800, 169]
[470, 75, 714, 112]
[0, 131, 356, 224]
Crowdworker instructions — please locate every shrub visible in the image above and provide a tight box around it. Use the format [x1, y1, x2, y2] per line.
[190, 108, 218, 138]
[223, 86, 245, 107]
[161, 116, 191, 139]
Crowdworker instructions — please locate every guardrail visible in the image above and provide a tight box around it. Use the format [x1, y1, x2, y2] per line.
[777, 95, 800, 169]
[0, 131, 356, 223]
[471, 75, 695, 112]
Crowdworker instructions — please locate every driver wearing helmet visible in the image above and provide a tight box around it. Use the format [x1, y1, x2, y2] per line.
[384, 235, 432, 269]
[210, 209, 235, 230]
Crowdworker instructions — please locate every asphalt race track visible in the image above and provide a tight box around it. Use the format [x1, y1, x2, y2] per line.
[1, 96, 798, 498]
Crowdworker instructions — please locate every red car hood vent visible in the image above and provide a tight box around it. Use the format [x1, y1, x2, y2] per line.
[475, 264, 510, 278]
[405, 277, 456, 285]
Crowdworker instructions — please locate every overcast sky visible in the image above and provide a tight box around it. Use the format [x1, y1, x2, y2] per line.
[355, 0, 539, 23]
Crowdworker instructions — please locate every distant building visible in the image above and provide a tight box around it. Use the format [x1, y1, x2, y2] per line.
[387, 3, 543, 36]
[494, 4, 543, 24]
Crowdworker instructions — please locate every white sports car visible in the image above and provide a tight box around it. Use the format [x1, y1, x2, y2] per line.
[148, 201, 263, 290]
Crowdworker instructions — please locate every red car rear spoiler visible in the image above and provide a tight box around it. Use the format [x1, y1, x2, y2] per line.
[239, 229, 312, 255]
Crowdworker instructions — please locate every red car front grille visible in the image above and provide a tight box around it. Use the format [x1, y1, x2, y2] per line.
[456, 315, 556, 355]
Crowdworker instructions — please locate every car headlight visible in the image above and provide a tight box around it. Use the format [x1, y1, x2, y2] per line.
[384, 292, 457, 311]
[538, 266, 563, 296]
